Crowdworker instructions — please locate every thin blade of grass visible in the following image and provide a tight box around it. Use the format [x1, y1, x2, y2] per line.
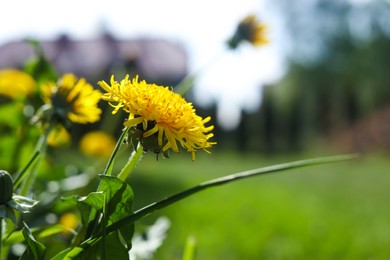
[90, 153, 358, 242]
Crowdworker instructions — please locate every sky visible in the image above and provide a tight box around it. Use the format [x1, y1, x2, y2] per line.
[0, 0, 287, 129]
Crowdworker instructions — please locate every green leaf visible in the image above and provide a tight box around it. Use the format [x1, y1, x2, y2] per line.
[20, 222, 46, 260]
[0, 205, 16, 223]
[7, 195, 39, 213]
[50, 248, 72, 260]
[64, 175, 135, 259]
[77, 176, 134, 223]
[84, 232, 129, 260]
[4, 224, 75, 246]
[51, 246, 84, 260]
[102, 232, 129, 260]
[80, 175, 134, 227]
[119, 223, 135, 251]
[57, 232, 129, 260]
[78, 192, 105, 211]
[96, 175, 135, 249]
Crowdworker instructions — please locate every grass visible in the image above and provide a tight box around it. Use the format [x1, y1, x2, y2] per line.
[127, 151, 390, 259]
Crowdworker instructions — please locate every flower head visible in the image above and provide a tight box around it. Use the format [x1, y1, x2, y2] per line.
[48, 126, 71, 147]
[59, 212, 79, 234]
[0, 69, 36, 99]
[227, 14, 269, 49]
[98, 75, 216, 160]
[79, 131, 116, 158]
[41, 73, 102, 125]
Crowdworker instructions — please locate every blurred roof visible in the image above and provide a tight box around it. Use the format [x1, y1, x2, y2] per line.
[0, 33, 188, 86]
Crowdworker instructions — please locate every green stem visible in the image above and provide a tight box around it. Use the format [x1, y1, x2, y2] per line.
[13, 151, 40, 190]
[117, 143, 144, 181]
[82, 153, 358, 249]
[19, 121, 54, 196]
[101, 194, 107, 260]
[102, 127, 130, 176]
[10, 119, 28, 173]
[175, 74, 198, 96]
[182, 235, 197, 260]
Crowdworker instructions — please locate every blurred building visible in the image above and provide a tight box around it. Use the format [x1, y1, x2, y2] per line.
[0, 33, 188, 86]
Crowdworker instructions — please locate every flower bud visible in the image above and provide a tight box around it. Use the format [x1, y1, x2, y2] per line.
[0, 170, 13, 204]
[130, 123, 170, 159]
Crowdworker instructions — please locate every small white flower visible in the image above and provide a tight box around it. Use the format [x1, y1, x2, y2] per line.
[130, 216, 171, 260]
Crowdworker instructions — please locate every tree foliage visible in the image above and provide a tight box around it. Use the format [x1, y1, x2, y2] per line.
[251, 0, 390, 152]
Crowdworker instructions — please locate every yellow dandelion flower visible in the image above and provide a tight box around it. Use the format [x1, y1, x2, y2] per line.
[41, 73, 102, 124]
[0, 69, 36, 99]
[98, 75, 216, 160]
[59, 212, 79, 235]
[227, 14, 269, 49]
[79, 131, 116, 158]
[47, 126, 71, 147]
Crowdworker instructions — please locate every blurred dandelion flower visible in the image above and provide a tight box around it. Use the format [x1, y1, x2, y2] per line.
[79, 131, 116, 158]
[227, 14, 269, 49]
[0, 69, 36, 99]
[59, 212, 79, 235]
[98, 75, 216, 160]
[48, 126, 71, 147]
[41, 73, 102, 124]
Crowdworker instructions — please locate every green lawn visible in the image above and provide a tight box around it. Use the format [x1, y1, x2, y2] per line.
[127, 151, 390, 259]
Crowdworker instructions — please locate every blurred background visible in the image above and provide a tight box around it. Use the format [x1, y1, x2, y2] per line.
[1, 0, 390, 259]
